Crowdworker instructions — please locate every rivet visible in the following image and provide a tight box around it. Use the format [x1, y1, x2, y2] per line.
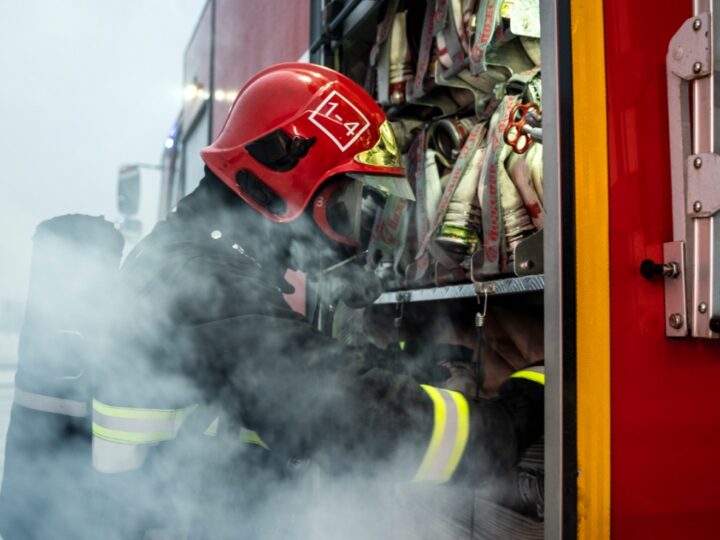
[669, 313, 684, 329]
[694, 201, 703, 212]
[693, 18, 702, 31]
[694, 156, 703, 168]
[699, 302, 708, 314]
[211, 230, 222, 240]
[693, 62, 703, 74]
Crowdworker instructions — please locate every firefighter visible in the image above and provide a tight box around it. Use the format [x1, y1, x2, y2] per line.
[91, 63, 544, 538]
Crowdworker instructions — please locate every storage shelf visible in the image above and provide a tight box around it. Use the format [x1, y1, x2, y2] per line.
[374, 274, 545, 304]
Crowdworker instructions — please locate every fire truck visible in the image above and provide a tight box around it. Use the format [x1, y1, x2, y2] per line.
[116, 0, 720, 538]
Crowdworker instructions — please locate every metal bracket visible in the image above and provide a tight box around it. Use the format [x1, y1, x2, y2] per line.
[663, 241, 688, 337]
[476, 282, 497, 295]
[665, 7, 720, 338]
[514, 228, 544, 276]
[667, 12, 711, 81]
[686, 153, 720, 216]
[507, 0, 541, 39]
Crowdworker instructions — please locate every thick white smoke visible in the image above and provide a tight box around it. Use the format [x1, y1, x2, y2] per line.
[0, 1, 207, 537]
[0, 4, 545, 539]
[0, 192, 543, 539]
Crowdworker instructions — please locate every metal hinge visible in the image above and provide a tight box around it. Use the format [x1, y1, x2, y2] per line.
[665, 5, 720, 338]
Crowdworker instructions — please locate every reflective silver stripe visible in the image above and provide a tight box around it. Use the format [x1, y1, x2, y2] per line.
[427, 388, 459, 480]
[93, 436, 150, 473]
[14, 388, 87, 418]
[414, 385, 470, 483]
[92, 401, 195, 473]
[93, 409, 188, 435]
[92, 400, 197, 444]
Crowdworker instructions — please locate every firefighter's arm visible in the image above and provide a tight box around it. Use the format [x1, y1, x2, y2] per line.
[343, 361, 545, 483]
[441, 366, 545, 483]
[186, 314, 544, 483]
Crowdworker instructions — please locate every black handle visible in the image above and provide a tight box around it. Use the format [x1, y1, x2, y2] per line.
[640, 259, 664, 280]
[640, 259, 680, 280]
[710, 317, 720, 334]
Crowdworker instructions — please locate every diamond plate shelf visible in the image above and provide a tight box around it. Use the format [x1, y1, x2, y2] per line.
[373, 274, 545, 305]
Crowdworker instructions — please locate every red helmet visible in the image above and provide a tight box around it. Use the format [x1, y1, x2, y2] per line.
[201, 63, 408, 233]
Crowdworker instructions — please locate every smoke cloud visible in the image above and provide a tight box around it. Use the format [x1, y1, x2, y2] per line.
[0, 5, 544, 539]
[0, 177, 543, 539]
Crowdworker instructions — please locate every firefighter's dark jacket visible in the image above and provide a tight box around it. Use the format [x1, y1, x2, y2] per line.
[93, 172, 543, 525]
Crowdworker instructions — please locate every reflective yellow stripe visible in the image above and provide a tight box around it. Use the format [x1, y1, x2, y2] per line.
[92, 400, 197, 445]
[572, 0, 611, 535]
[202, 418, 268, 450]
[510, 370, 546, 385]
[240, 429, 270, 450]
[92, 422, 175, 444]
[414, 385, 470, 483]
[444, 390, 470, 479]
[93, 401, 269, 450]
[92, 399, 196, 420]
[204, 417, 220, 437]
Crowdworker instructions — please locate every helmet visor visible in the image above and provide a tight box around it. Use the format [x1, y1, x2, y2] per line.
[350, 173, 416, 201]
[322, 177, 364, 246]
[314, 169, 416, 248]
[353, 121, 402, 169]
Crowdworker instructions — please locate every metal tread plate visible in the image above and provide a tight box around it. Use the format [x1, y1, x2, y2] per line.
[374, 274, 545, 304]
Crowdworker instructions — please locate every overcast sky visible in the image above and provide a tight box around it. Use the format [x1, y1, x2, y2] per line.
[0, 0, 207, 307]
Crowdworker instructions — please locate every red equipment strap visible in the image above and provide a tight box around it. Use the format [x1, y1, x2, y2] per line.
[469, 0, 508, 75]
[408, 130, 430, 250]
[413, 0, 437, 98]
[434, 0, 467, 78]
[366, 0, 401, 93]
[417, 122, 487, 263]
[479, 94, 519, 274]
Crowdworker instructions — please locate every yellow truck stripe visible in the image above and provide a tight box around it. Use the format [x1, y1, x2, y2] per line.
[571, 0, 612, 537]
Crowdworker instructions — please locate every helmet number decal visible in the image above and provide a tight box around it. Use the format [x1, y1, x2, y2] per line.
[309, 91, 371, 152]
[344, 122, 360, 136]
